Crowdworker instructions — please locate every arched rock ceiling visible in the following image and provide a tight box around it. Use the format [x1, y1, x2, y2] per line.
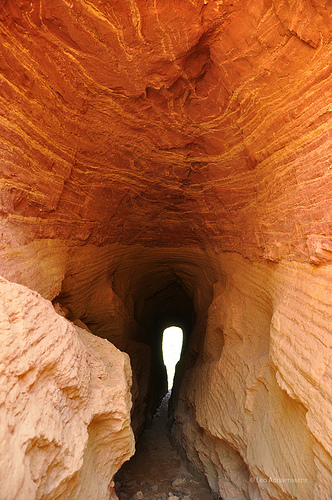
[1, 0, 332, 261]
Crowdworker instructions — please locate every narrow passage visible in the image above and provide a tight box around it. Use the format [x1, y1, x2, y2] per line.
[115, 393, 217, 500]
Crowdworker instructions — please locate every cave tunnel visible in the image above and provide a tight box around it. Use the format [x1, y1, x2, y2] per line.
[49, 246, 221, 497]
[53, 246, 218, 437]
[132, 269, 198, 410]
[1, 0, 331, 498]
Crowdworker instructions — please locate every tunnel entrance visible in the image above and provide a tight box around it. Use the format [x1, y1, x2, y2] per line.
[50, 246, 218, 498]
[162, 326, 184, 390]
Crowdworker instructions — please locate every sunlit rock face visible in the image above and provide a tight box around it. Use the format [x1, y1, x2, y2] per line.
[0, 277, 134, 500]
[173, 253, 332, 499]
[1, 1, 332, 499]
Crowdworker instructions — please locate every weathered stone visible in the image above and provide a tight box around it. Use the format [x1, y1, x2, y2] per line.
[172, 478, 186, 488]
[0, 1, 331, 499]
[0, 277, 134, 500]
[0, 0, 332, 261]
[173, 253, 332, 499]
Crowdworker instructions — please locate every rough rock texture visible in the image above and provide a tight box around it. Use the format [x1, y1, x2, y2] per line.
[2, 241, 331, 499]
[173, 253, 332, 499]
[1, 0, 332, 261]
[0, 240, 218, 434]
[1, 0, 332, 499]
[0, 277, 134, 500]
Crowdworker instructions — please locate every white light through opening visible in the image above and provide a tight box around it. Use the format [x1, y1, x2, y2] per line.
[162, 326, 184, 390]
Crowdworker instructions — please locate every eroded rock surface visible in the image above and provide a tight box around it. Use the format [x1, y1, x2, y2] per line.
[1, 0, 332, 499]
[1, 0, 332, 261]
[173, 253, 332, 499]
[0, 277, 134, 500]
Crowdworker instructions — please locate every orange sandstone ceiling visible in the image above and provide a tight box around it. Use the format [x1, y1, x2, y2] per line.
[1, 0, 332, 261]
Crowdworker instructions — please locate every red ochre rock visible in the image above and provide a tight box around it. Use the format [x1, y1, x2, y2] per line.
[1, 1, 332, 499]
[0, 0, 332, 260]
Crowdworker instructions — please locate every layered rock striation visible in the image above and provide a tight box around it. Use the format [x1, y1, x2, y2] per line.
[173, 253, 332, 499]
[1, 0, 332, 259]
[1, 1, 332, 499]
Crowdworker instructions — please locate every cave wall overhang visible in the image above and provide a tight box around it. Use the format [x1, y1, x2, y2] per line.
[1, 0, 332, 498]
[1, 0, 332, 262]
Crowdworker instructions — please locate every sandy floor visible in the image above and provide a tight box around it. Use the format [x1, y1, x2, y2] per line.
[115, 393, 218, 500]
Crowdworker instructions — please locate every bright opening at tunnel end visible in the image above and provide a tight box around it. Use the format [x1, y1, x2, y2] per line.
[162, 326, 184, 390]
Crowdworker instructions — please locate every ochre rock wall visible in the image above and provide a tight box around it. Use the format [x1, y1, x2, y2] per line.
[1, 0, 332, 260]
[173, 253, 332, 499]
[0, 277, 134, 500]
[1, 1, 332, 499]
[2, 241, 331, 499]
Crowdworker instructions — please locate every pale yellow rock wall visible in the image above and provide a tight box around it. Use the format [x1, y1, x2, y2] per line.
[1, 240, 331, 499]
[0, 277, 134, 500]
[174, 252, 332, 500]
